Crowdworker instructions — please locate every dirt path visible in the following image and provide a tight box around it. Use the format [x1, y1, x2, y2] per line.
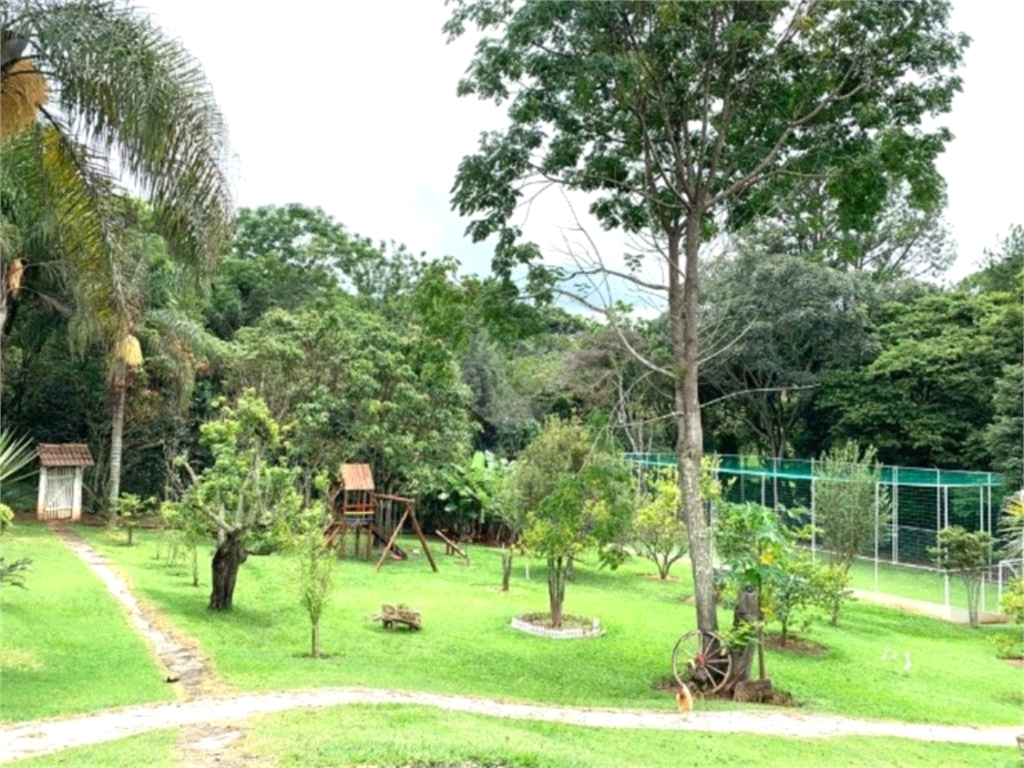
[2, 686, 1021, 762]
[16, 524, 1016, 765]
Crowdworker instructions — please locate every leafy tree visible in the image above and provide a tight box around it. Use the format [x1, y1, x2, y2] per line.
[447, 0, 966, 634]
[111, 492, 149, 546]
[819, 290, 1018, 468]
[929, 525, 994, 628]
[504, 418, 633, 627]
[230, 300, 473, 496]
[632, 461, 721, 580]
[290, 505, 335, 658]
[814, 441, 888, 622]
[632, 474, 685, 580]
[701, 255, 876, 458]
[735, 179, 956, 280]
[175, 391, 303, 610]
[984, 368, 1023, 489]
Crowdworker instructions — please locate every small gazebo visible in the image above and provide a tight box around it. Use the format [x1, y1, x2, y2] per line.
[36, 443, 93, 521]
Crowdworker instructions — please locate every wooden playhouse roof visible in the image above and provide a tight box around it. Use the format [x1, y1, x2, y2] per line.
[339, 463, 375, 491]
[37, 443, 94, 468]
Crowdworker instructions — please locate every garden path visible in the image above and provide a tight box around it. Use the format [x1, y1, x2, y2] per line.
[5, 523, 1016, 764]
[2, 686, 1021, 762]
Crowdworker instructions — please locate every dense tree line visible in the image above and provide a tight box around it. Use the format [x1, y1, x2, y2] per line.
[2, 202, 1021, 514]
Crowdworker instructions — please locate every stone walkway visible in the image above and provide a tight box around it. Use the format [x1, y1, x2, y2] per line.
[2, 524, 1016, 764]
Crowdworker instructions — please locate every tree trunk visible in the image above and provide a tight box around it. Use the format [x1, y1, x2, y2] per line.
[311, 621, 320, 658]
[501, 546, 512, 591]
[108, 360, 127, 510]
[190, 545, 199, 587]
[547, 556, 566, 628]
[673, 213, 718, 634]
[729, 586, 761, 688]
[209, 532, 247, 610]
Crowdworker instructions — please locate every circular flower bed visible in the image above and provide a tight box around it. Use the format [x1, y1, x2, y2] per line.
[510, 612, 605, 639]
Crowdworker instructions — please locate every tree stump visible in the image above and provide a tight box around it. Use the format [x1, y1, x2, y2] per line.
[734, 678, 774, 703]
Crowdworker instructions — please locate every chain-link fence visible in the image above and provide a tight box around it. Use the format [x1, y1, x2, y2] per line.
[625, 453, 1005, 615]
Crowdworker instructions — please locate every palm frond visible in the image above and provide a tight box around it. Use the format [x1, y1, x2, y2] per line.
[0, 428, 37, 484]
[1, 124, 131, 343]
[3, 0, 234, 270]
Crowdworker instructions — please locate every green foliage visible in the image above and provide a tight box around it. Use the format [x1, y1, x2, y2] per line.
[715, 502, 841, 642]
[435, 450, 511, 535]
[762, 548, 818, 646]
[505, 418, 634, 625]
[929, 526, 994, 628]
[174, 391, 304, 607]
[999, 577, 1023, 625]
[288, 505, 335, 658]
[79, 523, 1024, 728]
[998, 491, 1023, 562]
[447, 2, 966, 279]
[815, 442, 890, 586]
[631, 474, 685, 580]
[230, 301, 473, 496]
[983, 363, 1023, 489]
[1, 502, 13, 533]
[0, 428, 37, 484]
[820, 290, 1020, 468]
[700, 256, 876, 458]
[111, 493, 152, 546]
[809, 561, 855, 629]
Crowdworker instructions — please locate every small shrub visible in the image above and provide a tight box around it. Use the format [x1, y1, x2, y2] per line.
[990, 629, 1023, 660]
[1000, 576, 1023, 624]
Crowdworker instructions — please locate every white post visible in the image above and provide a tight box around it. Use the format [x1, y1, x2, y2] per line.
[810, 465, 816, 563]
[943, 480, 950, 611]
[36, 466, 48, 520]
[72, 467, 83, 521]
[892, 466, 899, 564]
[874, 481, 880, 592]
[760, 475, 766, 508]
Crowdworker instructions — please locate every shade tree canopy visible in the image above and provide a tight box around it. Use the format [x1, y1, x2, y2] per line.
[447, 0, 967, 633]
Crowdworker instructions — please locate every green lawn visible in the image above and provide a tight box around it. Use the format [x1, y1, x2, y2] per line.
[9, 730, 178, 768]
[847, 558, 1004, 614]
[75, 523, 1023, 727]
[240, 704, 1023, 768]
[0, 523, 174, 721]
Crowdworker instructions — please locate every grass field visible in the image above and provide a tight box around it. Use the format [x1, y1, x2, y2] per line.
[238, 704, 1023, 768]
[74, 522, 1023, 727]
[847, 558, 1004, 614]
[0, 523, 174, 722]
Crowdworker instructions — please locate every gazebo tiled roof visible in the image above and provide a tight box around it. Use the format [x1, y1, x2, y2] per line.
[37, 443, 94, 468]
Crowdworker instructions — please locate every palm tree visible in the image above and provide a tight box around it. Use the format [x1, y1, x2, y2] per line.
[1, 0, 233, 507]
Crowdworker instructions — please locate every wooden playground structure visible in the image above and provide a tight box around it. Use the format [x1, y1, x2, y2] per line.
[326, 463, 437, 572]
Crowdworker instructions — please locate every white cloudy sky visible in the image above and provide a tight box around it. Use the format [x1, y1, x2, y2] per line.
[142, 1, 1022, 287]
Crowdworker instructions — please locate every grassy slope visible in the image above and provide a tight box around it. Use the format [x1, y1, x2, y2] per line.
[241, 704, 1022, 768]
[847, 558, 1003, 613]
[76, 524, 1023, 727]
[0, 523, 173, 721]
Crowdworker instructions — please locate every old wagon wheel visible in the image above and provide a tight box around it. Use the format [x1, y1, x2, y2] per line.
[672, 629, 732, 694]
